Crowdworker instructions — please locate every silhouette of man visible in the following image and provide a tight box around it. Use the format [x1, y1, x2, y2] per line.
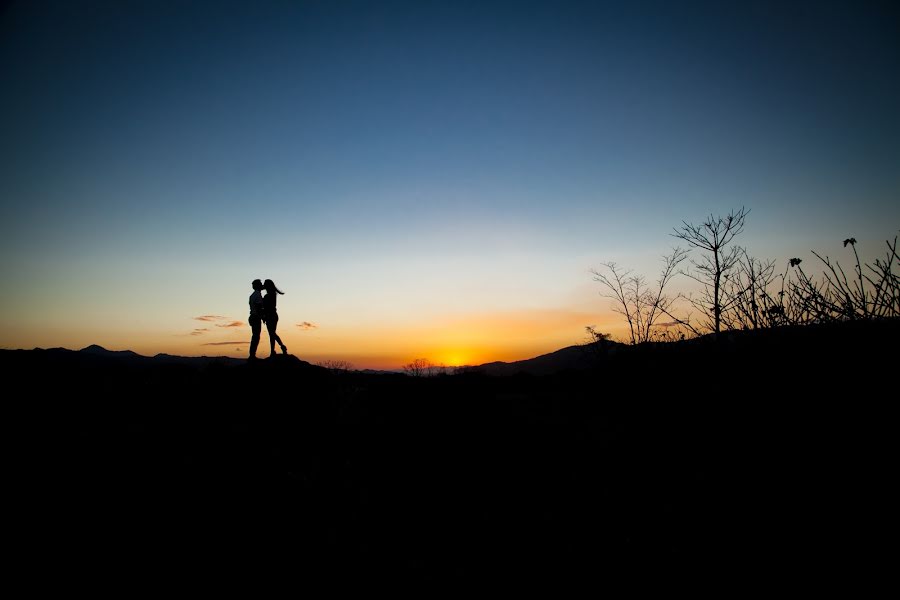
[248, 279, 265, 360]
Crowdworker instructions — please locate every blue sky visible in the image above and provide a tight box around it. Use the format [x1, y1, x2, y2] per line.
[1, 0, 897, 366]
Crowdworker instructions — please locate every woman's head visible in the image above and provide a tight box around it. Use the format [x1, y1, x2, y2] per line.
[252, 279, 263, 291]
[264, 279, 284, 294]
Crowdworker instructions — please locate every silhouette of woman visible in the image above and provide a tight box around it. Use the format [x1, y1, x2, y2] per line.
[248, 279, 265, 360]
[263, 279, 288, 356]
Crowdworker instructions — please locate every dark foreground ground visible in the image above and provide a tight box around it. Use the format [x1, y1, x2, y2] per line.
[8, 319, 897, 586]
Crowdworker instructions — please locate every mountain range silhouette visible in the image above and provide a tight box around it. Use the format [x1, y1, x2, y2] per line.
[4, 341, 621, 376]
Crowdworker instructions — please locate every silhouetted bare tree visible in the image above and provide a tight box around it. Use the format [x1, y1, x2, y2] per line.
[315, 359, 355, 372]
[591, 248, 689, 344]
[673, 207, 749, 334]
[403, 358, 446, 377]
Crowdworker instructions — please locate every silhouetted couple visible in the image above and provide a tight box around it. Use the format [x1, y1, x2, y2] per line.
[248, 278, 287, 360]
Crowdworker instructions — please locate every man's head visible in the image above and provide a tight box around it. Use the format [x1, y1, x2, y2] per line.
[252, 279, 263, 291]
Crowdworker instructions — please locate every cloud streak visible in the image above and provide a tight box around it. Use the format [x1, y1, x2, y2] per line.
[202, 340, 249, 346]
[215, 321, 244, 328]
[190, 328, 209, 336]
[194, 315, 228, 322]
[296, 321, 318, 330]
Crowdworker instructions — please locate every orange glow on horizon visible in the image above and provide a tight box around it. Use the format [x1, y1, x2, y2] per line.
[436, 352, 469, 367]
[2, 306, 628, 371]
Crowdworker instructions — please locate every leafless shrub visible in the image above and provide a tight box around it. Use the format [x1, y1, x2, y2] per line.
[719, 251, 783, 329]
[591, 248, 689, 344]
[786, 235, 899, 322]
[402, 358, 447, 377]
[315, 359, 355, 372]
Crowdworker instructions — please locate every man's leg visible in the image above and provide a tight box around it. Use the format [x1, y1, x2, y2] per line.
[249, 317, 261, 359]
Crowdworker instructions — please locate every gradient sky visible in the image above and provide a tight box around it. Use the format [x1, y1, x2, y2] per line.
[1, 0, 898, 368]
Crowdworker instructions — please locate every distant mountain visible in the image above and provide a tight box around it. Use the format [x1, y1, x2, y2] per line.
[473, 340, 621, 376]
[4, 342, 616, 376]
[0, 345, 253, 371]
[74, 345, 246, 368]
[0, 345, 333, 386]
[80, 344, 142, 358]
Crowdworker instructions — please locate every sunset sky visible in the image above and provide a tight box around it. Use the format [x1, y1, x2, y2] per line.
[1, 1, 898, 369]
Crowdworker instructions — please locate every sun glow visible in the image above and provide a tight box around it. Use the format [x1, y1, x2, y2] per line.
[438, 352, 469, 367]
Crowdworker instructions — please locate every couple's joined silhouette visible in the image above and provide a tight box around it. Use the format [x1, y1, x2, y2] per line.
[248, 278, 287, 360]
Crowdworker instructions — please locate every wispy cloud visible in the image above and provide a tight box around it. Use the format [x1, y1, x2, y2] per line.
[194, 315, 228, 322]
[202, 340, 249, 346]
[215, 321, 244, 328]
[190, 328, 209, 336]
[296, 321, 318, 330]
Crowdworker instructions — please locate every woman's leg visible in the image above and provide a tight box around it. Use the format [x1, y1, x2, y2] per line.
[269, 315, 287, 353]
[266, 320, 277, 356]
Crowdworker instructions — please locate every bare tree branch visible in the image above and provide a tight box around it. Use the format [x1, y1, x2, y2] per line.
[592, 249, 689, 344]
[672, 207, 750, 333]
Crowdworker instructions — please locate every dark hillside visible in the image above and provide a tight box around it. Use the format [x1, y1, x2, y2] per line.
[7, 319, 896, 583]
